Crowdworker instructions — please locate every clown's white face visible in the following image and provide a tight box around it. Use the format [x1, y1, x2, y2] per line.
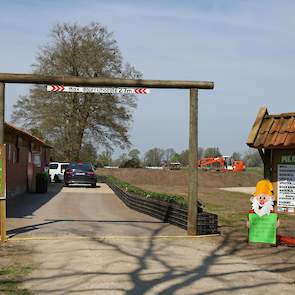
[251, 194, 274, 217]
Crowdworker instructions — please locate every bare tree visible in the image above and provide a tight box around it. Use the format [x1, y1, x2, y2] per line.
[12, 23, 141, 161]
[243, 149, 263, 167]
[163, 148, 176, 163]
[144, 148, 165, 167]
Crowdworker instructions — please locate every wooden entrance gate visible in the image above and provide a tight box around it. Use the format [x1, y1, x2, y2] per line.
[0, 73, 214, 242]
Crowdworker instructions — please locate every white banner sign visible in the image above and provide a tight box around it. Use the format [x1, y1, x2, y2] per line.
[47, 85, 150, 94]
[278, 164, 295, 209]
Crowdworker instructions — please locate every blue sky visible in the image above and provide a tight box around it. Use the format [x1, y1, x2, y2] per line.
[1, 0, 295, 157]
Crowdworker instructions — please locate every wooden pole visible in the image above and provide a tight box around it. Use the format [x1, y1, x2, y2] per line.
[187, 88, 198, 235]
[0, 82, 6, 243]
[0, 73, 214, 89]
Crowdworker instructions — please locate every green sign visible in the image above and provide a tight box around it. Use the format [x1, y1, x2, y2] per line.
[0, 158, 2, 196]
[249, 213, 277, 244]
[281, 155, 295, 164]
[0, 144, 5, 200]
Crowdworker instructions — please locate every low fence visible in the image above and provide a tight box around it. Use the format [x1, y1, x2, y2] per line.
[99, 176, 218, 235]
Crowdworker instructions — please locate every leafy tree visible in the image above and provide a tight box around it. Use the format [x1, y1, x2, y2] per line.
[120, 158, 141, 168]
[12, 23, 141, 161]
[170, 153, 181, 163]
[96, 150, 112, 167]
[128, 149, 140, 160]
[243, 149, 263, 167]
[79, 142, 97, 163]
[203, 147, 222, 158]
[144, 148, 164, 166]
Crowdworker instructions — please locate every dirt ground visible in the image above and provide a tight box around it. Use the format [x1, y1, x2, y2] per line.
[0, 242, 34, 294]
[98, 168, 295, 282]
[98, 168, 261, 189]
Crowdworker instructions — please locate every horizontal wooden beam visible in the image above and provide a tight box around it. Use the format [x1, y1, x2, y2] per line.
[0, 73, 214, 89]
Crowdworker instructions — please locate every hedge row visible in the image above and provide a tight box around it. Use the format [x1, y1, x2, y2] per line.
[98, 175, 203, 209]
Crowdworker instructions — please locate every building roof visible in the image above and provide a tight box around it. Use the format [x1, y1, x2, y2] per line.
[5, 122, 52, 148]
[247, 107, 295, 149]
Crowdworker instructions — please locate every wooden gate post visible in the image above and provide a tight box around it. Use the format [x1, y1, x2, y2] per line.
[187, 88, 198, 235]
[0, 82, 6, 243]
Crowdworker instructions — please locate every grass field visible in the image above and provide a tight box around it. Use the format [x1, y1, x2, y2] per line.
[0, 244, 34, 295]
[98, 168, 295, 237]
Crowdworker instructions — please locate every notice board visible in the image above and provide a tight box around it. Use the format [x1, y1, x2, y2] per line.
[277, 164, 295, 213]
[248, 213, 277, 244]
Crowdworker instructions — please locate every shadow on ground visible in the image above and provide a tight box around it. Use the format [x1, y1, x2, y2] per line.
[18, 224, 295, 294]
[7, 183, 63, 219]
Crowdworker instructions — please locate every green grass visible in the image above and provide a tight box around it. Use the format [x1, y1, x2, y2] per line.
[105, 175, 187, 206]
[0, 265, 33, 295]
[246, 167, 263, 176]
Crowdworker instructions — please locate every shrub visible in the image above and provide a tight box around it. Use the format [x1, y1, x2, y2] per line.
[105, 175, 188, 206]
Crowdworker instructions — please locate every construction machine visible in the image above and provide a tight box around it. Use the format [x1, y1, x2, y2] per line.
[197, 156, 246, 172]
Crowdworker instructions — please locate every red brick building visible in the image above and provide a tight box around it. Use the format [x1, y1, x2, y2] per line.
[4, 123, 51, 198]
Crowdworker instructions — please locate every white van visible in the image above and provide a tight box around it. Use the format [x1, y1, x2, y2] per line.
[49, 162, 69, 182]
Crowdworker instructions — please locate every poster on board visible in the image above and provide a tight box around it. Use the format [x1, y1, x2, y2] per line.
[277, 164, 295, 213]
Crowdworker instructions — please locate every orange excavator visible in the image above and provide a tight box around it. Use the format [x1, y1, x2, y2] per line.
[197, 156, 246, 172]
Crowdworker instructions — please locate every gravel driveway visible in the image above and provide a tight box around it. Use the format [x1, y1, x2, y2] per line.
[6, 184, 295, 294]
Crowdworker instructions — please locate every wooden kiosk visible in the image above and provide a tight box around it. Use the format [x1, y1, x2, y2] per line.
[247, 107, 295, 214]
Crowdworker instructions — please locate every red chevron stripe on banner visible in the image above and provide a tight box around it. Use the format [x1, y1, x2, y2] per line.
[50, 85, 65, 92]
[134, 88, 149, 94]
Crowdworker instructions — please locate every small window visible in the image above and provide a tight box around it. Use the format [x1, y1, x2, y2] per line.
[49, 163, 58, 169]
[60, 164, 69, 172]
[69, 163, 93, 171]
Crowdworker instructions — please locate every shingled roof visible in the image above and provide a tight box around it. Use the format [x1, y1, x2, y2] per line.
[247, 107, 295, 149]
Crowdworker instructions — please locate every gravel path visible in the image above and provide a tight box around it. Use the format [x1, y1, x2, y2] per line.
[219, 187, 255, 194]
[6, 184, 295, 294]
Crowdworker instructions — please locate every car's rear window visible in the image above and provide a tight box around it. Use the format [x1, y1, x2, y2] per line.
[49, 164, 58, 169]
[68, 163, 93, 171]
[61, 164, 69, 170]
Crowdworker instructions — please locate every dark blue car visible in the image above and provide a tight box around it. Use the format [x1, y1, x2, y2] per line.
[64, 163, 97, 187]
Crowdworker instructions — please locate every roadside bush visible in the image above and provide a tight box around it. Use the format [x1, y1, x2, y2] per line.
[119, 158, 141, 168]
[105, 175, 189, 206]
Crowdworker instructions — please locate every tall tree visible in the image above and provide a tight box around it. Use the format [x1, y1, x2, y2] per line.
[179, 150, 189, 166]
[144, 148, 164, 167]
[12, 23, 141, 161]
[163, 148, 176, 163]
